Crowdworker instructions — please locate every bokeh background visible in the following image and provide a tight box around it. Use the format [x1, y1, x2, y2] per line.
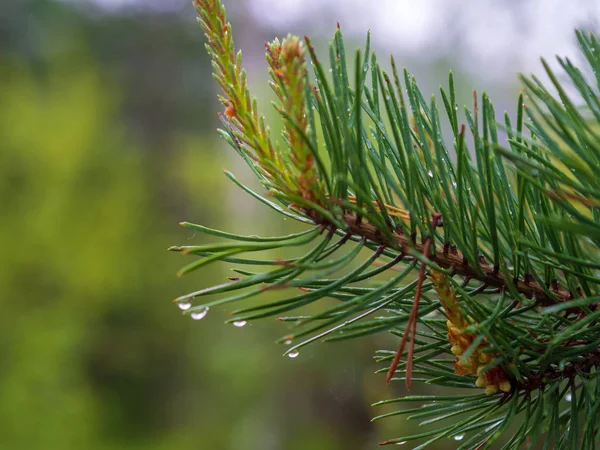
[1, 1, 598, 449]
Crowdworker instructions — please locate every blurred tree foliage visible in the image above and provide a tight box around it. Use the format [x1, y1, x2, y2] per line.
[0, 32, 197, 450]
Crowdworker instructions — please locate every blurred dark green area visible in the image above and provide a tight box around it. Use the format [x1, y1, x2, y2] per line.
[0, 1, 521, 449]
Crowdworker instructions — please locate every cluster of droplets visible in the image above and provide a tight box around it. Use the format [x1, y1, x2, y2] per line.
[177, 298, 208, 320]
[176, 300, 252, 328]
[283, 338, 299, 358]
[177, 300, 300, 359]
[176, 298, 209, 320]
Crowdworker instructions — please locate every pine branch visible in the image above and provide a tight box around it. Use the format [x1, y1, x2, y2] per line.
[174, 2, 600, 448]
[331, 209, 573, 307]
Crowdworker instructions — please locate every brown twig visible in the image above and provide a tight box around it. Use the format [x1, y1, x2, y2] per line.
[335, 211, 572, 307]
[386, 214, 441, 387]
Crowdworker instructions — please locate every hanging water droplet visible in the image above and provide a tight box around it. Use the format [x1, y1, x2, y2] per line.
[284, 339, 293, 345]
[233, 320, 247, 328]
[177, 300, 192, 311]
[453, 435, 465, 441]
[191, 308, 209, 321]
[566, 393, 572, 402]
[288, 351, 300, 358]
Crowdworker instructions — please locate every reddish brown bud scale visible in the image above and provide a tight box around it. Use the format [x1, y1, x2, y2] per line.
[224, 105, 236, 118]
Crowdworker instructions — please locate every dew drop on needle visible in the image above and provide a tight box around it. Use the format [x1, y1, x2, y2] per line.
[178, 300, 192, 311]
[191, 308, 209, 321]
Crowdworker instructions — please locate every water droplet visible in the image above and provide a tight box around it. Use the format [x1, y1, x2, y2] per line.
[284, 339, 293, 345]
[288, 351, 300, 358]
[191, 308, 209, 321]
[233, 320, 247, 328]
[428, 170, 434, 178]
[566, 393, 572, 402]
[453, 435, 465, 441]
[178, 300, 192, 311]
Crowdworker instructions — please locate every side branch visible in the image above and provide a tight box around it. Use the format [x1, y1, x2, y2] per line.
[516, 347, 600, 392]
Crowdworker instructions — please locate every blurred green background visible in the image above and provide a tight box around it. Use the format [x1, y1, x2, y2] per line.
[1, 0, 591, 449]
